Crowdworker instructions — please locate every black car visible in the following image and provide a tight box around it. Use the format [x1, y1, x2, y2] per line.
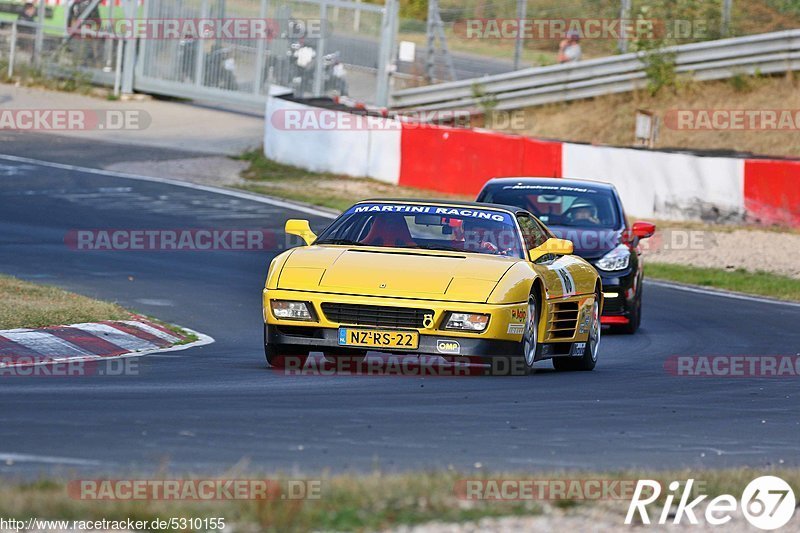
[477, 177, 655, 333]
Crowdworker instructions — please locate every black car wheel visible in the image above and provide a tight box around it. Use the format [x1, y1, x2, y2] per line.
[615, 286, 642, 334]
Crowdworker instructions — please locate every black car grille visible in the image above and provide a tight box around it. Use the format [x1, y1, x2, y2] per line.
[602, 296, 624, 314]
[321, 303, 433, 329]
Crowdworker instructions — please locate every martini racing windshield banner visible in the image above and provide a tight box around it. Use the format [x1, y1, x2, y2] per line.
[348, 203, 514, 224]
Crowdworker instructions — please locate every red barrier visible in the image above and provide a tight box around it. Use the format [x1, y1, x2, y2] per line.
[744, 159, 800, 227]
[399, 124, 562, 196]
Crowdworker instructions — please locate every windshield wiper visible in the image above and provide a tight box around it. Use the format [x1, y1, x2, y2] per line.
[412, 244, 461, 253]
[316, 239, 366, 246]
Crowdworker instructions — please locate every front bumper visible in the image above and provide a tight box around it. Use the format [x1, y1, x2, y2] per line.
[595, 266, 638, 323]
[266, 324, 520, 357]
[264, 288, 593, 357]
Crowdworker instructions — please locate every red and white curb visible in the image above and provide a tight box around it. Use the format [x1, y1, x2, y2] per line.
[0, 316, 214, 368]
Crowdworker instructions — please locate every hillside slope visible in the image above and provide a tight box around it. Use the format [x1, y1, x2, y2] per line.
[499, 74, 799, 158]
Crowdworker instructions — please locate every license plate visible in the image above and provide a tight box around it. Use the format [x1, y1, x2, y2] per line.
[338, 328, 419, 349]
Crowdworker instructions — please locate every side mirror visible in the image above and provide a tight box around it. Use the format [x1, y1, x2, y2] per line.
[285, 219, 316, 246]
[632, 221, 656, 239]
[529, 237, 573, 263]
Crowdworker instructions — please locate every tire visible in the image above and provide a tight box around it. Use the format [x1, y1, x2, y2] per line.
[553, 296, 601, 372]
[264, 325, 308, 368]
[504, 291, 540, 376]
[615, 287, 642, 334]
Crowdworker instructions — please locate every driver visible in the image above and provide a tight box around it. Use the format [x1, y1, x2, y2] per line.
[568, 200, 601, 225]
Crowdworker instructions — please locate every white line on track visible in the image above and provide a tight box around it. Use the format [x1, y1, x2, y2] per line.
[0, 452, 105, 466]
[645, 279, 800, 308]
[0, 154, 339, 219]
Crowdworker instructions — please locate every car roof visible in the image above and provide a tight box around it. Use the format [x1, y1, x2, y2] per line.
[481, 176, 617, 192]
[355, 198, 528, 215]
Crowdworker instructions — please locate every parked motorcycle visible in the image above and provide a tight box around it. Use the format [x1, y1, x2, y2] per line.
[323, 51, 348, 96]
[204, 42, 238, 91]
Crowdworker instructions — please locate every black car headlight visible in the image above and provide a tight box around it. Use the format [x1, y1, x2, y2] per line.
[595, 244, 631, 272]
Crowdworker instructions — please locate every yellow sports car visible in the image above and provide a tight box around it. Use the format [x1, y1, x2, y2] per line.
[263, 200, 602, 374]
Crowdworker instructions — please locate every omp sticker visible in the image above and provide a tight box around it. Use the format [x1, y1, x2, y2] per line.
[436, 339, 461, 354]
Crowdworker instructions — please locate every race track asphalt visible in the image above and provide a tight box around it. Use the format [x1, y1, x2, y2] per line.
[1, 151, 799, 477]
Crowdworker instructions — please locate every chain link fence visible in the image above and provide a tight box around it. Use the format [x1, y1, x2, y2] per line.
[1, 0, 395, 107]
[0, 19, 121, 89]
[134, 0, 392, 105]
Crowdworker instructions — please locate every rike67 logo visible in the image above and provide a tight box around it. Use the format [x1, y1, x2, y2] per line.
[626, 476, 796, 530]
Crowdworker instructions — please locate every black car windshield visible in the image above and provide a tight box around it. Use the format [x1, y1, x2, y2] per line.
[315, 203, 524, 258]
[480, 183, 621, 228]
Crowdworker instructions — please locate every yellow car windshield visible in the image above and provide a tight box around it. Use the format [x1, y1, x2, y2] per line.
[315, 203, 524, 258]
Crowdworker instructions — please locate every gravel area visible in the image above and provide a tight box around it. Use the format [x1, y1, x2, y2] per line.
[642, 228, 800, 279]
[105, 156, 249, 188]
[390, 501, 767, 532]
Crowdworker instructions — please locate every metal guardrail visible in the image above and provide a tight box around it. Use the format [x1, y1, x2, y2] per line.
[390, 30, 800, 112]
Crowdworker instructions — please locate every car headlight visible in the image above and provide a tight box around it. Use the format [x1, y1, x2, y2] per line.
[444, 312, 489, 332]
[595, 244, 631, 271]
[271, 300, 314, 321]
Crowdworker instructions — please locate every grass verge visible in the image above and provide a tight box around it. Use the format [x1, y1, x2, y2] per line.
[0, 62, 96, 95]
[235, 149, 470, 213]
[1, 468, 797, 532]
[0, 274, 198, 344]
[0, 274, 129, 330]
[645, 263, 800, 302]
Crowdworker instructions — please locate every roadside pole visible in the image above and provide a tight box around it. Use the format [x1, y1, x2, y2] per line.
[722, 0, 733, 36]
[33, 0, 45, 67]
[618, 0, 631, 53]
[120, 0, 137, 95]
[513, 0, 526, 70]
[376, 0, 398, 107]
[312, 0, 328, 96]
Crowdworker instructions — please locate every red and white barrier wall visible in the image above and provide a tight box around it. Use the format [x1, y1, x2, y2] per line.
[264, 96, 800, 226]
[264, 96, 401, 183]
